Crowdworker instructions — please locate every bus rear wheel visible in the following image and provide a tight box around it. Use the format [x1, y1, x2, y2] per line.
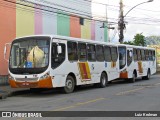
[63, 76, 75, 94]
[142, 70, 151, 80]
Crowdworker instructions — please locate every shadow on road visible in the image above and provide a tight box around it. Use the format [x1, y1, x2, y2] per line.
[9, 77, 150, 98]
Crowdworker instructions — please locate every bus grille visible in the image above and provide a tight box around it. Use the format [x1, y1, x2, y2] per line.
[15, 78, 38, 82]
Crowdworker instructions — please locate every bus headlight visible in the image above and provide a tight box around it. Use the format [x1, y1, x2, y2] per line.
[39, 72, 50, 80]
[8, 74, 14, 80]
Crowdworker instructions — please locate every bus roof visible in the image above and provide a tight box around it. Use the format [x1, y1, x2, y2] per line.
[13, 35, 155, 50]
[117, 43, 155, 50]
[14, 34, 117, 46]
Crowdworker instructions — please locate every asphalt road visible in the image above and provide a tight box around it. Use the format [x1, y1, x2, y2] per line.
[0, 74, 160, 119]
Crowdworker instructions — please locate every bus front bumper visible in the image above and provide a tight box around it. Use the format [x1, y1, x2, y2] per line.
[9, 77, 53, 88]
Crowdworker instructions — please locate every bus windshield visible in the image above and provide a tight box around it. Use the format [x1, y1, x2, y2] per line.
[9, 36, 50, 74]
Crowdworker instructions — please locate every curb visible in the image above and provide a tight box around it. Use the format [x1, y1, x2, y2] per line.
[0, 90, 10, 99]
[0, 88, 30, 99]
[0, 86, 16, 99]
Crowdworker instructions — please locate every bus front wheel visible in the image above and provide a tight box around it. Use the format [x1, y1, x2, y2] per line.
[130, 72, 136, 83]
[98, 72, 108, 88]
[63, 76, 75, 94]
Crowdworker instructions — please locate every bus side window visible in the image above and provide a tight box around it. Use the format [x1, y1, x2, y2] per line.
[96, 45, 104, 62]
[111, 47, 118, 62]
[133, 48, 137, 61]
[67, 41, 78, 61]
[153, 50, 155, 61]
[87, 44, 96, 61]
[137, 49, 142, 61]
[104, 46, 111, 62]
[145, 50, 149, 61]
[151, 50, 155, 61]
[141, 49, 145, 61]
[78, 43, 87, 61]
[148, 50, 152, 61]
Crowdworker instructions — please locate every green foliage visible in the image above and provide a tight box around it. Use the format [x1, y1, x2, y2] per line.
[145, 36, 160, 45]
[133, 33, 146, 46]
[123, 41, 134, 45]
[123, 33, 146, 46]
[123, 34, 160, 46]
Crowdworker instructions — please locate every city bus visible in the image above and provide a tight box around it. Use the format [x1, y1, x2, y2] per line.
[118, 44, 156, 82]
[5, 35, 120, 93]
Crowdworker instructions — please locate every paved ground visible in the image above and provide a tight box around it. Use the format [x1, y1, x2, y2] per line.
[0, 85, 28, 99]
[0, 74, 160, 119]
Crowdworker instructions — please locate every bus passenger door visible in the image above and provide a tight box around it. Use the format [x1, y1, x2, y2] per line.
[118, 46, 127, 72]
[126, 48, 133, 78]
[110, 46, 119, 80]
[118, 46, 128, 79]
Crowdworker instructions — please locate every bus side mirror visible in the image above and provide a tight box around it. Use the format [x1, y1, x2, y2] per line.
[57, 46, 62, 54]
[4, 43, 11, 62]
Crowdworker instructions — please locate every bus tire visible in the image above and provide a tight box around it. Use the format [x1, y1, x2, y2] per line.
[130, 72, 136, 83]
[98, 72, 108, 88]
[63, 75, 75, 94]
[142, 70, 151, 80]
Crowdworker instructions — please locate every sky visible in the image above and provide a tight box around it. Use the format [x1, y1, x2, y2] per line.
[93, 0, 160, 43]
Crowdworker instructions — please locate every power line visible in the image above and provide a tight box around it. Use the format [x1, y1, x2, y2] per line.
[24, 0, 92, 16]
[2, 0, 117, 25]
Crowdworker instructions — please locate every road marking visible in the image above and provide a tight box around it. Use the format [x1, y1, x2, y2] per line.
[46, 97, 69, 103]
[76, 98, 105, 105]
[154, 83, 160, 86]
[116, 87, 145, 95]
[53, 97, 105, 111]
[53, 105, 76, 111]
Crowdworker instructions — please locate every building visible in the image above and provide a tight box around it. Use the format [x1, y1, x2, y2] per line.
[0, 0, 108, 76]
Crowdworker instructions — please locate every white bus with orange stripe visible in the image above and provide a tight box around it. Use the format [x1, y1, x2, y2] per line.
[6, 35, 120, 93]
[118, 44, 156, 82]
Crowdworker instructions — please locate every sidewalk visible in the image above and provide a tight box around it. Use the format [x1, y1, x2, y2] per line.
[0, 85, 28, 99]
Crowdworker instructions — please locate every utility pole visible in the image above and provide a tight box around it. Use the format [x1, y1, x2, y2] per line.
[118, 0, 125, 44]
[118, 0, 153, 44]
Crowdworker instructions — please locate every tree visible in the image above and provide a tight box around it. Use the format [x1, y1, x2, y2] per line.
[133, 33, 146, 46]
[145, 36, 160, 45]
[123, 41, 134, 45]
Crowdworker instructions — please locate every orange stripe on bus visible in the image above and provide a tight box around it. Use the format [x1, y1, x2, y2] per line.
[120, 72, 128, 78]
[81, 63, 88, 79]
[79, 63, 85, 79]
[85, 62, 91, 79]
[78, 62, 91, 80]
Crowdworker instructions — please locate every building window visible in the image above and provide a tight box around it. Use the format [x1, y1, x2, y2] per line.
[80, 17, 84, 25]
